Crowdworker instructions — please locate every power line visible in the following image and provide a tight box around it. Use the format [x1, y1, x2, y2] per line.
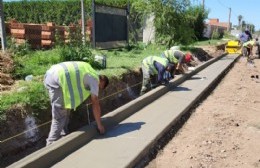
[217, 0, 229, 9]
[216, 0, 253, 28]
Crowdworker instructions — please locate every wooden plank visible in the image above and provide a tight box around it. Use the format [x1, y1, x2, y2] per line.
[41, 34, 54, 40]
[10, 29, 25, 34]
[41, 31, 52, 35]
[24, 24, 43, 30]
[11, 33, 25, 38]
[41, 40, 53, 45]
[15, 39, 26, 44]
[10, 23, 25, 29]
[42, 25, 54, 31]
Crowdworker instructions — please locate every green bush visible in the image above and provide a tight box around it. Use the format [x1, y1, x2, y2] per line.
[59, 44, 103, 69]
[0, 81, 49, 121]
[7, 37, 31, 57]
[223, 31, 237, 40]
[211, 29, 221, 39]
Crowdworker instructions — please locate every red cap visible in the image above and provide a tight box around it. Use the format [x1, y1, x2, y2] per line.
[185, 53, 192, 63]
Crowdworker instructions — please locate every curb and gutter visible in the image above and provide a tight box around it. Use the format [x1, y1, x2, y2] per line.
[9, 53, 235, 168]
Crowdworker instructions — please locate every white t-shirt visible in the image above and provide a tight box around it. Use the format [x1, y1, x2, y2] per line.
[83, 74, 99, 96]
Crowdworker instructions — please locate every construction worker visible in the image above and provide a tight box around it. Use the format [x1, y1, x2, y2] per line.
[245, 29, 253, 41]
[240, 29, 253, 56]
[239, 30, 250, 44]
[162, 49, 193, 75]
[242, 40, 256, 60]
[140, 56, 174, 95]
[44, 61, 109, 146]
[255, 38, 260, 58]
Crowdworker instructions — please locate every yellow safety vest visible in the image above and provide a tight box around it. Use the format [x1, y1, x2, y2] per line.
[243, 40, 255, 48]
[142, 56, 168, 75]
[54, 61, 99, 110]
[163, 50, 179, 64]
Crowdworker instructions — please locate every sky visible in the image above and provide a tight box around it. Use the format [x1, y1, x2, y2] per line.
[192, 0, 260, 30]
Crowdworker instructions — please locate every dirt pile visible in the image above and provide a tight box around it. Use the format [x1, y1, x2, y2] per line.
[190, 44, 225, 65]
[0, 52, 14, 91]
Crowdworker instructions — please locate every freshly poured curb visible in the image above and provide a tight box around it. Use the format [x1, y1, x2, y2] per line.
[8, 53, 229, 168]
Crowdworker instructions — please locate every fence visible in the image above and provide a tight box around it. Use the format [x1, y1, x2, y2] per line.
[5, 20, 92, 49]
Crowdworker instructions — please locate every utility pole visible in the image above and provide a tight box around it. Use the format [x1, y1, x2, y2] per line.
[127, 0, 130, 49]
[249, 24, 253, 32]
[228, 7, 231, 32]
[92, 0, 96, 48]
[0, 0, 7, 51]
[202, 0, 205, 11]
[81, 0, 86, 45]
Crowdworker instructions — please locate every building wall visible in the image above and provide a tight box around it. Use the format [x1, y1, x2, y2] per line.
[143, 14, 155, 44]
[204, 18, 230, 38]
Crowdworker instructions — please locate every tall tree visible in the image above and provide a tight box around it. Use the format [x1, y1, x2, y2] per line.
[186, 5, 208, 40]
[152, 0, 196, 48]
[241, 20, 246, 31]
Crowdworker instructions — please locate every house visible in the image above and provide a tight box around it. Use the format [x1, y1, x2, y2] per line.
[204, 18, 231, 38]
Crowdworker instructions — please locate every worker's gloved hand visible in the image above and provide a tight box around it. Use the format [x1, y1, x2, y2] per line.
[160, 80, 169, 85]
[164, 80, 169, 85]
[96, 124, 105, 135]
[151, 84, 158, 88]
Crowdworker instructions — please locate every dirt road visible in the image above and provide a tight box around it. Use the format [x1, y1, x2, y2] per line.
[147, 56, 260, 168]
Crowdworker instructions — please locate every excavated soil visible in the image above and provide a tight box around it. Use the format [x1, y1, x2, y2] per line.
[0, 52, 14, 92]
[0, 45, 225, 167]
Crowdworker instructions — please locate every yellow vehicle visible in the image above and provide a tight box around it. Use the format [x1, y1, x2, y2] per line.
[225, 40, 242, 54]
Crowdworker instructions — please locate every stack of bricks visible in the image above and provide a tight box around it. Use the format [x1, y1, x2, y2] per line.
[5, 20, 92, 49]
[41, 22, 55, 48]
[86, 19, 92, 41]
[8, 21, 25, 45]
[9, 20, 43, 49]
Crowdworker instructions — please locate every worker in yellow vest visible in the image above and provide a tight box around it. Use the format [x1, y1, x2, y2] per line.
[242, 40, 256, 59]
[44, 61, 109, 146]
[162, 49, 194, 75]
[140, 56, 174, 95]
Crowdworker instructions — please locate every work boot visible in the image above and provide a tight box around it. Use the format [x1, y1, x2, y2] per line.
[140, 86, 148, 96]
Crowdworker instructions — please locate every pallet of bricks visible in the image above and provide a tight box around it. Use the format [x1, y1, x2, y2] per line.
[42, 23, 77, 48]
[86, 19, 92, 41]
[8, 20, 77, 49]
[9, 20, 43, 49]
[41, 22, 55, 49]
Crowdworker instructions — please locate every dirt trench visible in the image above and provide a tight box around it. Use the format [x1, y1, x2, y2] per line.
[0, 52, 14, 92]
[0, 45, 225, 167]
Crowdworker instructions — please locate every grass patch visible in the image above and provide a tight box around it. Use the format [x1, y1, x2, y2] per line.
[94, 43, 166, 77]
[13, 49, 61, 79]
[0, 81, 49, 121]
[193, 39, 227, 46]
[11, 43, 165, 79]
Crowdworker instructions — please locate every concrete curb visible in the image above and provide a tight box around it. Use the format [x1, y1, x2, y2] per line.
[133, 54, 241, 167]
[8, 53, 229, 168]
